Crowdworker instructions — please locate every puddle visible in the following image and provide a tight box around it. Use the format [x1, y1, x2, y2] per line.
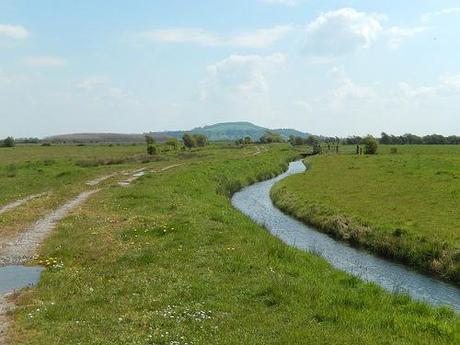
[0, 266, 43, 294]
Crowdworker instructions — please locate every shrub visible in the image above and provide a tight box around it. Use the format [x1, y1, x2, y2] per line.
[243, 136, 252, 145]
[361, 136, 378, 154]
[165, 138, 179, 150]
[147, 145, 158, 155]
[145, 135, 156, 145]
[193, 134, 208, 147]
[2, 136, 15, 147]
[259, 132, 284, 144]
[390, 147, 398, 154]
[182, 133, 196, 149]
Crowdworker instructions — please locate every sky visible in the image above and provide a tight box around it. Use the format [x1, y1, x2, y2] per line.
[1, 0, 460, 138]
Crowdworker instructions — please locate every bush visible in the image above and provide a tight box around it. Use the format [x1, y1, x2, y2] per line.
[145, 135, 156, 145]
[147, 145, 158, 155]
[165, 138, 179, 150]
[390, 147, 398, 154]
[2, 136, 15, 147]
[182, 133, 196, 149]
[362, 136, 378, 154]
[259, 132, 284, 144]
[193, 134, 208, 147]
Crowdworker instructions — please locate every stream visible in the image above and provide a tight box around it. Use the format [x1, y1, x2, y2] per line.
[232, 160, 460, 312]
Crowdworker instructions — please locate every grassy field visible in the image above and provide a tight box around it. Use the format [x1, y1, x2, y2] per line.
[0, 144, 160, 242]
[2, 143, 458, 344]
[271, 145, 460, 284]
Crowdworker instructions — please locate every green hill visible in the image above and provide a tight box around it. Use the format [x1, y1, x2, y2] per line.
[158, 122, 309, 141]
[46, 122, 310, 143]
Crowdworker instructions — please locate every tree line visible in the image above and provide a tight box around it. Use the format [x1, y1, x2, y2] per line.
[379, 132, 460, 145]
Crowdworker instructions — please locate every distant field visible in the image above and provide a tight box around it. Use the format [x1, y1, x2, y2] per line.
[5, 143, 459, 344]
[271, 145, 460, 283]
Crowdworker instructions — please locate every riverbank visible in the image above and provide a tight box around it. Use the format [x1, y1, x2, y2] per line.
[270, 146, 460, 285]
[7, 144, 459, 344]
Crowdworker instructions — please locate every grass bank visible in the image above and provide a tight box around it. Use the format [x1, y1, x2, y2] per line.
[271, 145, 460, 284]
[7, 144, 459, 344]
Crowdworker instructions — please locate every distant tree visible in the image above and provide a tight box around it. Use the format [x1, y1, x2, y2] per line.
[147, 144, 158, 155]
[344, 136, 362, 145]
[235, 138, 244, 146]
[2, 137, 15, 147]
[145, 135, 158, 155]
[193, 134, 208, 147]
[243, 136, 252, 145]
[145, 135, 156, 145]
[259, 131, 284, 144]
[165, 137, 179, 150]
[380, 132, 390, 145]
[313, 143, 322, 155]
[305, 135, 320, 146]
[362, 136, 378, 154]
[182, 133, 196, 149]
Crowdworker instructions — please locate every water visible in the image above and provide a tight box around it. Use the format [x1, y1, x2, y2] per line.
[0, 266, 43, 294]
[232, 160, 460, 312]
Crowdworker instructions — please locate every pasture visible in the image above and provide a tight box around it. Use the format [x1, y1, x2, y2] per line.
[271, 145, 460, 283]
[0, 143, 458, 344]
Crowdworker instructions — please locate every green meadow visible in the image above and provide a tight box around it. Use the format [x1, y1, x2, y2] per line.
[1, 144, 458, 344]
[271, 145, 460, 284]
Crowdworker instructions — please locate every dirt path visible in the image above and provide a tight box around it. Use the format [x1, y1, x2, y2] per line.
[0, 194, 47, 216]
[0, 190, 99, 266]
[252, 146, 261, 156]
[0, 189, 100, 344]
[86, 173, 118, 186]
[154, 163, 184, 173]
[118, 164, 184, 187]
[118, 168, 146, 187]
[0, 164, 179, 342]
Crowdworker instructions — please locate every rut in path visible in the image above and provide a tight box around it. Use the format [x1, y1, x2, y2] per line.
[0, 193, 47, 216]
[0, 190, 99, 266]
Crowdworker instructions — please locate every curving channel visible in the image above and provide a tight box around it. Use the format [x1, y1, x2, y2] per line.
[232, 160, 460, 312]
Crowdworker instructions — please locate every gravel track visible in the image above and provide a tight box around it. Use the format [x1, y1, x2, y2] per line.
[0, 194, 47, 216]
[0, 190, 99, 266]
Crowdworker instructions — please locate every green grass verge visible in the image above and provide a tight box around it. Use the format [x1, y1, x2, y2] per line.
[8, 144, 459, 344]
[271, 145, 460, 284]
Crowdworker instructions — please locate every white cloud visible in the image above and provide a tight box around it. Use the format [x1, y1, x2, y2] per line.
[140, 25, 293, 48]
[421, 8, 460, 22]
[399, 75, 460, 99]
[230, 26, 294, 48]
[201, 53, 286, 99]
[76, 76, 110, 90]
[23, 56, 67, 67]
[0, 24, 29, 39]
[304, 8, 384, 56]
[328, 66, 375, 101]
[386, 26, 428, 49]
[439, 75, 460, 94]
[303, 8, 427, 56]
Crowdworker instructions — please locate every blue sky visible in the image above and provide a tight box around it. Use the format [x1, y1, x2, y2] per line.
[1, 0, 460, 137]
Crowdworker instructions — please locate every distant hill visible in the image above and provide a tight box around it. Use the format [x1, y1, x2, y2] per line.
[46, 122, 310, 143]
[150, 122, 310, 141]
[45, 133, 149, 144]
